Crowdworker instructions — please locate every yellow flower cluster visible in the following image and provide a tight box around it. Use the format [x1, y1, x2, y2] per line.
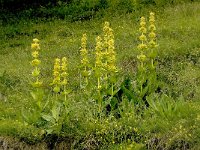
[137, 17, 147, 63]
[52, 58, 61, 93]
[31, 38, 42, 87]
[95, 36, 103, 69]
[80, 33, 90, 85]
[137, 12, 158, 65]
[61, 57, 69, 95]
[149, 12, 158, 49]
[51, 57, 69, 97]
[103, 21, 117, 74]
[95, 36, 103, 89]
[138, 17, 148, 50]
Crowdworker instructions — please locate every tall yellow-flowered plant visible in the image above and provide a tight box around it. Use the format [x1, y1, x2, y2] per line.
[51, 58, 61, 96]
[148, 12, 158, 69]
[61, 57, 69, 101]
[80, 33, 90, 88]
[103, 21, 110, 87]
[107, 25, 117, 75]
[95, 36, 103, 90]
[102, 22, 117, 94]
[136, 12, 158, 101]
[137, 17, 147, 68]
[103, 22, 116, 71]
[31, 38, 42, 87]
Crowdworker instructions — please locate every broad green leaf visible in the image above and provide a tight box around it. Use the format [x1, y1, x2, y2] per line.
[42, 114, 55, 123]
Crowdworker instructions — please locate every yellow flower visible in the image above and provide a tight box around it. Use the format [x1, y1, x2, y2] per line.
[80, 34, 89, 70]
[149, 24, 156, 31]
[30, 38, 42, 88]
[108, 65, 117, 73]
[62, 57, 67, 61]
[61, 72, 68, 77]
[103, 21, 110, 33]
[55, 58, 61, 63]
[133, 127, 138, 132]
[103, 22, 117, 74]
[148, 12, 158, 50]
[138, 16, 147, 52]
[149, 12, 155, 23]
[61, 79, 67, 85]
[53, 86, 60, 93]
[33, 38, 39, 43]
[140, 21, 146, 27]
[150, 12, 155, 16]
[141, 17, 146, 22]
[149, 32, 156, 38]
[139, 34, 147, 41]
[32, 80, 43, 88]
[137, 43, 147, 49]
[139, 27, 147, 33]
[31, 59, 41, 66]
[108, 39, 114, 49]
[80, 48, 87, 55]
[51, 58, 61, 90]
[149, 19, 155, 23]
[53, 58, 61, 71]
[52, 76, 60, 84]
[31, 43, 40, 50]
[149, 40, 158, 48]
[81, 70, 90, 77]
[81, 58, 89, 65]
[32, 51, 39, 58]
[53, 71, 60, 77]
[32, 68, 40, 77]
[61, 58, 67, 71]
[137, 54, 147, 62]
[81, 33, 87, 49]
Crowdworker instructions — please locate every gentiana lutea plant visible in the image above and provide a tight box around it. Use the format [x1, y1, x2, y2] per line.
[136, 12, 158, 105]
[60, 57, 70, 103]
[22, 38, 45, 125]
[80, 33, 90, 89]
[94, 36, 104, 105]
[42, 57, 70, 135]
[92, 22, 119, 113]
[102, 21, 118, 95]
[30, 38, 44, 110]
[31, 38, 42, 88]
[95, 36, 103, 91]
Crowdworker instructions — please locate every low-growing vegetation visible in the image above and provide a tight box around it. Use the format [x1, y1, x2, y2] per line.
[0, 0, 200, 149]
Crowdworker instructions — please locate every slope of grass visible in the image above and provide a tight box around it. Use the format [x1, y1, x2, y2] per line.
[0, 1, 200, 149]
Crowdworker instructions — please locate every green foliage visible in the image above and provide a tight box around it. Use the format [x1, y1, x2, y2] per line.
[0, 71, 20, 93]
[1, 0, 198, 23]
[140, 96, 200, 149]
[0, 120, 44, 144]
[147, 94, 187, 120]
[42, 101, 65, 135]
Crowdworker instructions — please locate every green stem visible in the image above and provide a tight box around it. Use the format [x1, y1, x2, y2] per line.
[86, 77, 88, 86]
[64, 85, 67, 102]
[151, 58, 154, 69]
[111, 83, 114, 97]
[105, 45, 108, 89]
[56, 93, 58, 101]
[141, 61, 144, 68]
[105, 73, 108, 89]
[98, 77, 100, 89]
[85, 66, 88, 86]
[98, 99, 102, 118]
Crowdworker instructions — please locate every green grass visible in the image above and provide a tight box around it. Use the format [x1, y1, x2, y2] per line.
[0, 1, 200, 149]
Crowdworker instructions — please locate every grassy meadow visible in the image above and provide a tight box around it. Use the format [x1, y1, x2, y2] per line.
[0, 1, 200, 149]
